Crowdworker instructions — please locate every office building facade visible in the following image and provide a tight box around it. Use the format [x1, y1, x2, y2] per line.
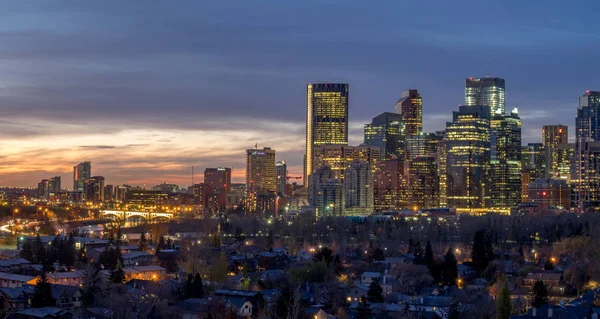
[344, 161, 373, 215]
[305, 83, 349, 185]
[373, 158, 406, 211]
[445, 105, 491, 212]
[204, 167, 232, 212]
[275, 161, 287, 195]
[73, 161, 91, 192]
[407, 156, 439, 209]
[363, 112, 405, 160]
[490, 109, 522, 209]
[542, 125, 568, 178]
[311, 145, 380, 181]
[245, 147, 276, 210]
[84, 176, 105, 203]
[394, 89, 423, 136]
[465, 77, 505, 115]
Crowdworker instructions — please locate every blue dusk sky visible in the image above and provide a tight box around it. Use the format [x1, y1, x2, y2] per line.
[0, 1, 598, 186]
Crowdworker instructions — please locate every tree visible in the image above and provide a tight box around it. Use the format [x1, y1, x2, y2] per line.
[371, 248, 385, 261]
[495, 277, 511, 319]
[425, 241, 434, 268]
[356, 297, 371, 319]
[313, 247, 334, 266]
[81, 265, 104, 307]
[367, 279, 384, 303]
[20, 240, 33, 261]
[267, 230, 274, 249]
[193, 273, 204, 298]
[139, 230, 148, 252]
[531, 280, 548, 307]
[472, 230, 490, 275]
[185, 273, 193, 299]
[109, 260, 125, 284]
[274, 287, 292, 319]
[157, 236, 166, 252]
[441, 248, 458, 286]
[32, 234, 46, 264]
[31, 272, 54, 308]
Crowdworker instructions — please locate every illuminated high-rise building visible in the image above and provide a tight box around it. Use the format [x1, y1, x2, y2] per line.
[542, 125, 568, 178]
[436, 132, 448, 207]
[245, 147, 276, 210]
[394, 89, 423, 136]
[489, 108, 522, 210]
[344, 161, 373, 215]
[521, 143, 545, 202]
[275, 161, 287, 195]
[49, 176, 61, 197]
[305, 83, 349, 186]
[364, 112, 404, 160]
[445, 105, 491, 212]
[73, 161, 91, 192]
[104, 185, 115, 201]
[204, 167, 231, 212]
[373, 158, 406, 211]
[308, 166, 344, 218]
[574, 91, 600, 210]
[407, 156, 439, 209]
[84, 176, 105, 203]
[37, 179, 50, 199]
[465, 77, 505, 115]
[406, 133, 441, 159]
[312, 145, 380, 181]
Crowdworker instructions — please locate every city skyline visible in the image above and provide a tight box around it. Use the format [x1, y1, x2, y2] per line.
[0, 1, 598, 187]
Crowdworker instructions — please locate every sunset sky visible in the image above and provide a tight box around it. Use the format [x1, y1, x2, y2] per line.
[1, 1, 599, 188]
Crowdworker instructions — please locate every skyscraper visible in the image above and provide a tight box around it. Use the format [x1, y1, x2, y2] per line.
[245, 147, 276, 210]
[204, 167, 232, 212]
[407, 156, 439, 209]
[521, 143, 545, 202]
[574, 91, 600, 210]
[275, 161, 287, 195]
[305, 83, 349, 185]
[542, 125, 568, 178]
[73, 161, 91, 192]
[373, 158, 406, 211]
[37, 179, 50, 199]
[576, 91, 600, 142]
[344, 161, 373, 215]
[49, 176, 61, 197]
[405, 133, 441, 159]
[363, 112, 404, 160]
[394, 89, 423, 136]
[489, 109, 522, 209]
[308, 166, 344, 218]
[445, 105, 491, 213]
[465, 77, 505, 115]
[84, 176, 105, 203]
[311, 145, 380, 181]
[437, 132, 448, 207]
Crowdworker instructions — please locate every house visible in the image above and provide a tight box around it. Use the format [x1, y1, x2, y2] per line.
[360, 272, 382, 286]
[510, 304, 600, 318]
[47, 271, 85, 287]
[214, 289, 263, 317]
[256, 252, 287, 270]
[155, 249, 182, 273]
[7, 307, 73, 319]
[0, 259, 31, 273]
[0, 286, 35, 313]
[175, 298, 211, 319]
[296, 250, 312, 262]
[344, 284, 368, 303]
[123, 265, 166, 281]
[0, 273, 37, 288]
[50, 285, 81, 310]
[121, 251, 153, 267]
[523, 272, 565, 294]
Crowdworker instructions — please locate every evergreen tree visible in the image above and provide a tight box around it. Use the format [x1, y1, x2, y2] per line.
[274, 287, 292, 319]
[139, 230, 148, 252]
[367, 279, 384, 303]
[425, 241, 434, 268]
[157, 236, 166, 252]
[267, 230, 274, 249]
[356, 296, 372, 319]
[109, 260, 125, 284]
[531, 280, 548, 307]
[313, 247, 334, 266]
[442, 248, 458, 286]
[185, 273, 193, 298]
[81, 265, 104, 307]
[472, 230, 490, 275]
[193, 273, 204, 298]
[20, 240, 33, 261]
[495, 277, 511, 319]
[31, 272, 55, 308]
[371, 248, 385, 261]
[32, 234, 45, 264]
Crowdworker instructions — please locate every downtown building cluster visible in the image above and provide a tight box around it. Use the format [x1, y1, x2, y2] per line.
[302, 79, 600, 217]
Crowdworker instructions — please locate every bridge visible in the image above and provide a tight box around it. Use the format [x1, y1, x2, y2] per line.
[101, 210, 174, 220]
